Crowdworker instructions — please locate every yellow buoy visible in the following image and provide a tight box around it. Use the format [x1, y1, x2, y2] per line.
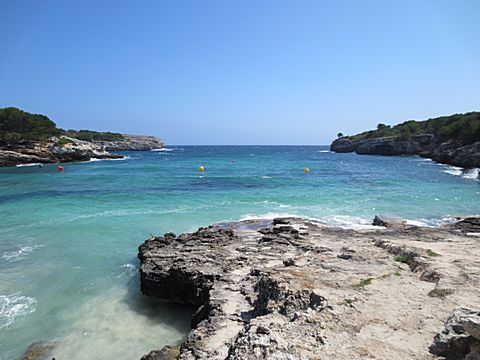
[199, 165, 205, 172]
[303, 167, 310, 173]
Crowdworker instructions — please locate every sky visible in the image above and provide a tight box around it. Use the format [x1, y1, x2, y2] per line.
[1, 0, 479, 145]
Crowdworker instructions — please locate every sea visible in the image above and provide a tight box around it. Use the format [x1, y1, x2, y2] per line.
[0, 145, 479, 359]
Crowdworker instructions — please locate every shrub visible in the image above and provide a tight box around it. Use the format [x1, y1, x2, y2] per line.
[55, 138, 74, 147]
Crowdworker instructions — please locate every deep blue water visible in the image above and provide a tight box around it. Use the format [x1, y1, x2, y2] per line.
[0, 145, 478, 359]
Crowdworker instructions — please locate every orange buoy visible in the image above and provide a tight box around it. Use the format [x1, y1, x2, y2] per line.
[199, 165, 205, 172]
[303, 167, 310, 173]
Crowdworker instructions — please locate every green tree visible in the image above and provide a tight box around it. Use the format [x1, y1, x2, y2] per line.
[377, 123, 389, 130]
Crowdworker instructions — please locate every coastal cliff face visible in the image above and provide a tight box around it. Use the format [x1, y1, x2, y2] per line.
[138, 217, 480, 360]
[91, 134, 164, 151]
[330, 112, 480, 169]
[0, 107, 164, 166]
[330, 136, 480, 168]
[0, 134, 164, 167]
[0, 137, 122, 167]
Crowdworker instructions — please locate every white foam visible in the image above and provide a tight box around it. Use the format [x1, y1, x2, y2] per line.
[15, 163, 42, 167]
[0, 294, 37, 329]
[121, 263, 136, 270]
[443, 165, 463, 176]
[237, 213, 375, 230]
[238, 212, 301, 221]
[117, 263, 137, 278]
[320, 215, 379, 230]
[408, 216, 459, 227]
[2, 245, 36, 262]
[415, 157, 433, 162]
[318, 150, 331, 153]
[463, 168, 479, 180]
[151, 148, 173, 152]
[404, 219, 429, 227]
[442, 165, 479, 181]
[89, 156, 130, 162]
[238, 213, 402, 230]
[261, 176, 272, 179]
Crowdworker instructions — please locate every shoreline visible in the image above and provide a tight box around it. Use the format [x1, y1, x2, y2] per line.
[138, 216, 480, 359]
[330, 137, 480, 170]
[12, 155, 130, 168]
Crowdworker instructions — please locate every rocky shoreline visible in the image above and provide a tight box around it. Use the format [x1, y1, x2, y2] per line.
[138, 216, 480, 360]
[330, 135, 480, 169]
[91, 134, 164, 151]
[0, 134, 163, 167]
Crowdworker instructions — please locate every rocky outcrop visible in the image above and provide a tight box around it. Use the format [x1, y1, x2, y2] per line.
[0, 150, 54, 167]
[330, 135, 480, 169]
[92, 134, 164, 151]
[452, 217, 480, 233]
[138, 216, 480, 359]
[0, 137, 122, 167]
[141, 346, 181, 360]
[429, 308, 480, 359]
[19, 341, 56, 360]
[0, 133, 164, 167]
[372, 215, 408, 228]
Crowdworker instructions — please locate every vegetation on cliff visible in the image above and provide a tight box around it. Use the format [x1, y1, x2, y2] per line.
[0, 107, 62, 143]
[343, 112, 480, 145]
[63, 129, 124, 142]
[0, 107, 125, 145]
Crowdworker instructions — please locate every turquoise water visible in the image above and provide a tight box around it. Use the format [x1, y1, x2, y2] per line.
[0, 145, 479, 359]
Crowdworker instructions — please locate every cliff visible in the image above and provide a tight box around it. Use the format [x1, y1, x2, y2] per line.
[330, 112, 480, 168]
[138, 217, 480, 360]
[0, 136, 122, 167]
[91, 134, 164, 151]
[0, 107, 165, 166]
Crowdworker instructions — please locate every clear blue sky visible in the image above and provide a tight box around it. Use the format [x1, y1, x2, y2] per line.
[1, 1, 479, 145]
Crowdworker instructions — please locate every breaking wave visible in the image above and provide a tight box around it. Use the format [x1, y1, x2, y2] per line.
[0, 294, 37, 330]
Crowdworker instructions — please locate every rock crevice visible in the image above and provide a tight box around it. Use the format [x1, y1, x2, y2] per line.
[138, 217, 480, 359]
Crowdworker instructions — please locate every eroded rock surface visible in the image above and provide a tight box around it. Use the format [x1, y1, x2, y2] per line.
[330, 136, 480, 169]
[0, 134, 163, 167]
[19, 341, 56, 360]
[91, 134, 164, 151]
[429, 308, 480, 359]
[0, 137, 121, 167]
[138, 217, 480, 359]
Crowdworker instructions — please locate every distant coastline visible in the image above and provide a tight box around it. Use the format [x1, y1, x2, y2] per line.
[331, 112, 480, 169]
[0, 107, 164, 167]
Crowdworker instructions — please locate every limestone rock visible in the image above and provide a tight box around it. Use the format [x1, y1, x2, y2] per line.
[429, 308, 480, 358]
[19, 341, 56, 360]
[91, 134, 164, 151]
[453, 217, 480, 233]
[372, 215, 406, 228]
[140, 346, 180, 360]
[330, 135, 480, 168]
[138, 217, 480, 360]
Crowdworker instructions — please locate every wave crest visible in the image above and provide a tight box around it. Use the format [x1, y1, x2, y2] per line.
[0, 294, 37, 329]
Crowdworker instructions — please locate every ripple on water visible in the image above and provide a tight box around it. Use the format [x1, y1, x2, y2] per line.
[0, 294, 37, 330]
[2, 245, 38, 263]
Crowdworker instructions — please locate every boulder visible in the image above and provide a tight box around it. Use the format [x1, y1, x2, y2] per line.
[453, 217, 480, 233]
[140, 346, 180, 360]
[19, 341, 56, 360]
[429, 308, 480, 358]
[372, 215, 406, 228]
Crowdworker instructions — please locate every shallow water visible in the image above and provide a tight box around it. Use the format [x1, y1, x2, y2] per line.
[0, 145, 479, 359]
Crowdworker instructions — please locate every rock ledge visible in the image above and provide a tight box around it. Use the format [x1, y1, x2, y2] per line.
[138, 217, 480, 359]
